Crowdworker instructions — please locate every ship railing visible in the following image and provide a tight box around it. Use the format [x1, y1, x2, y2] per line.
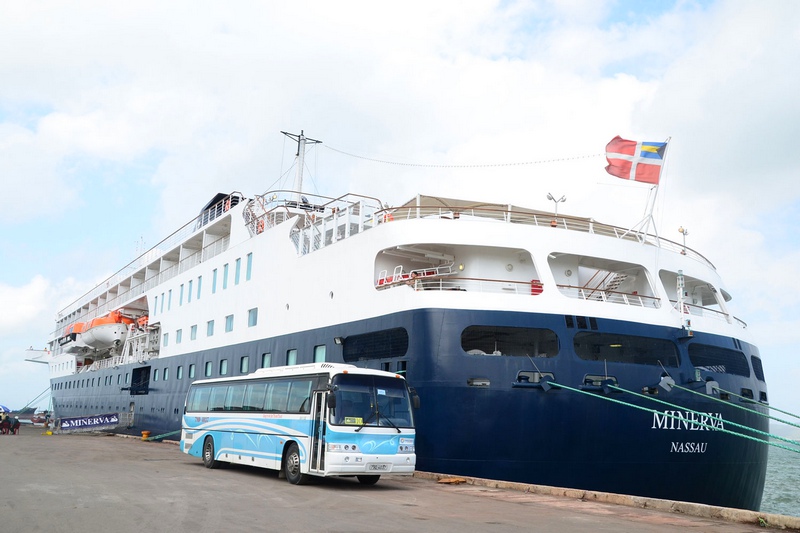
[56, 193, 241, 321]
[51, 234, 231, 342]
[668, 299, 744, 328]
[556, 284, 661, 308]
[246, 190, 383, 239]
[82, 354, 126, 372]
[378, 275, 545, 295]
[377, 204, 715, 270]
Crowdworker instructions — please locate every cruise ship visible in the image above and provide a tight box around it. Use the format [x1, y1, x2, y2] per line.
[44, 132, 768, 510]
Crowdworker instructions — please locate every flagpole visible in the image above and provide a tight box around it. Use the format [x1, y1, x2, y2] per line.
[620, 136, 670, 242]
[644, 136, 671, 238]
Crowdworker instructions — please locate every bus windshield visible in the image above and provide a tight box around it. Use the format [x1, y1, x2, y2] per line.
[331, 374, 414, 429]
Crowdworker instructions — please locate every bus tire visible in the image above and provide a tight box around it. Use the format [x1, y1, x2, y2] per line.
[357, 475, 380, 485]
[284, 443, 310, 485]
[202, 436, 221, 469]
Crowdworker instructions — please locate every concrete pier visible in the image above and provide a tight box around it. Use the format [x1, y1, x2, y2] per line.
[1, 425, 797, 532]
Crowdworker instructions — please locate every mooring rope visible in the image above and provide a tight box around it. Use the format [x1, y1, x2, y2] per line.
[670, 383, 800, 431]
[713, 385, 800, 421]
[547, 381, 800, 454]
[143, 429, 182, 441]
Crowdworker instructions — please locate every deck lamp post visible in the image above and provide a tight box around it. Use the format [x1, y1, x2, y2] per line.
[547, 193, 566, 227]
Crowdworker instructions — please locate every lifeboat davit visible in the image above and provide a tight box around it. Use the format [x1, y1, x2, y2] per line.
[82, 310, 134, 350]
[58, 322, 89, 353]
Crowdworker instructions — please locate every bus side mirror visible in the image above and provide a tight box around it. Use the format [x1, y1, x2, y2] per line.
[408, 386, 420, 409]
[328, 395, 337, 409]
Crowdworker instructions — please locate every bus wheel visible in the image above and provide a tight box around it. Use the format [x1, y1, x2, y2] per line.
[284, 443, 310, 485]
[357, 475, 380, 485]
[202, 436, 220, 469]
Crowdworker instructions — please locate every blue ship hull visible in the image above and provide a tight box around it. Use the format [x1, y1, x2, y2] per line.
[51, 308, 768, 511]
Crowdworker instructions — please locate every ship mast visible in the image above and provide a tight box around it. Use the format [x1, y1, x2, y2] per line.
[281, 130, 322, 202]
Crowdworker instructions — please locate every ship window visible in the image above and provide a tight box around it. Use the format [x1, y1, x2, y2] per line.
[751, 355, 765, 382]
[163, 368, 169, 381]
[212, 268, 218, 293]
[235, 258, 241, 285]
[154, 295, 158, 317]
[246, 253, 253, 281]
[220, 359, 228, 375]
[207, 320, 215, 337]
[574, 332, 679, 367]
[177, 365, 183, 380]
[154, 369, 159, 381]
[223, 263, 229, 289]
[176, 329, 182, 344]
[168, 290, 172, 310]
[188, 280, 193, 303]
[163, 333, 169, 347]
[125, 373, 130, 384]
[204, 361, 213, 377]
[314, 345, 326, 363]
[287, 349, 297, 366]
[688, 344, 750, 377]
[225, 314, 234, 332]
[197, 276, 202, 300]
[261, 353, 271, 368]
[240, 356, 249, 374]
[190, 325, 197, 340]
[189, 364, 196, 379]
[180, 284, 184, 305]
[461, 326, 558, 358]
[248, 308, 258, 327]
[343, 328, 409, 362]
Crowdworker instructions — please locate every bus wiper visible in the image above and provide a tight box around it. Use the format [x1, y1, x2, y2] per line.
[355, 410, 401, 433]
[355, 410, 377, 432]
[382, 415, 401, 433]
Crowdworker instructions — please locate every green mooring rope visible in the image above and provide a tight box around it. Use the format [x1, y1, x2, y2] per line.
[670, 383, 800, 431]
[143, 429, 182, 441]
[547, 381, 800, 454]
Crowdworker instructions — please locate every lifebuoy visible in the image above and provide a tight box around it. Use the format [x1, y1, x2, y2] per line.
[383, 213, 394, 223]
[224, 199, 231, 211]
[257, 219, 265, 233]
[531, 280, 543, 295]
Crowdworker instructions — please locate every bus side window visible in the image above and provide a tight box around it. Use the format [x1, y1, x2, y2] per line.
[209, 386, 227, 411]
[243, 382, 267, 411]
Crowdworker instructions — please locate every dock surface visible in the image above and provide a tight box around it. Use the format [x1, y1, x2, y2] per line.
[1, 425, 796, 532]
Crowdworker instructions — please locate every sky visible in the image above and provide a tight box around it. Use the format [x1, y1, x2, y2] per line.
[0, 0, 798, 433]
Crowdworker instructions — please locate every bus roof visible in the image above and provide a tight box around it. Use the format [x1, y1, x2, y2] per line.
[188, 362, 407, 387]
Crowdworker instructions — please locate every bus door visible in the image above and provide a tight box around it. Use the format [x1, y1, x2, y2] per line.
[309, 390, 327, 474]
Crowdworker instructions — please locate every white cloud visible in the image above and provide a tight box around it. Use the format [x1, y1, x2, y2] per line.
[0, 0, 798, 414]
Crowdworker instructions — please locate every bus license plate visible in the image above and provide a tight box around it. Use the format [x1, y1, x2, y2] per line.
[368, 464, 390, 471]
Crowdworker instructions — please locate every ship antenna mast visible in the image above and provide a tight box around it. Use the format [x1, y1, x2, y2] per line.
[281, 130, 322, 202]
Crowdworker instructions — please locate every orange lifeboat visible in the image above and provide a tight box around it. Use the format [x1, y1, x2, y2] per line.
[58, 322, 89, 352]
[82, 310, 134, 350]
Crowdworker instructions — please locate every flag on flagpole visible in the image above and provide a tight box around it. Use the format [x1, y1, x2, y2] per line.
[605, 136, 668, 185]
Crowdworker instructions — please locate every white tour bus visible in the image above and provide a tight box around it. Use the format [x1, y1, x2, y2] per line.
[181, 362, 417, 484]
